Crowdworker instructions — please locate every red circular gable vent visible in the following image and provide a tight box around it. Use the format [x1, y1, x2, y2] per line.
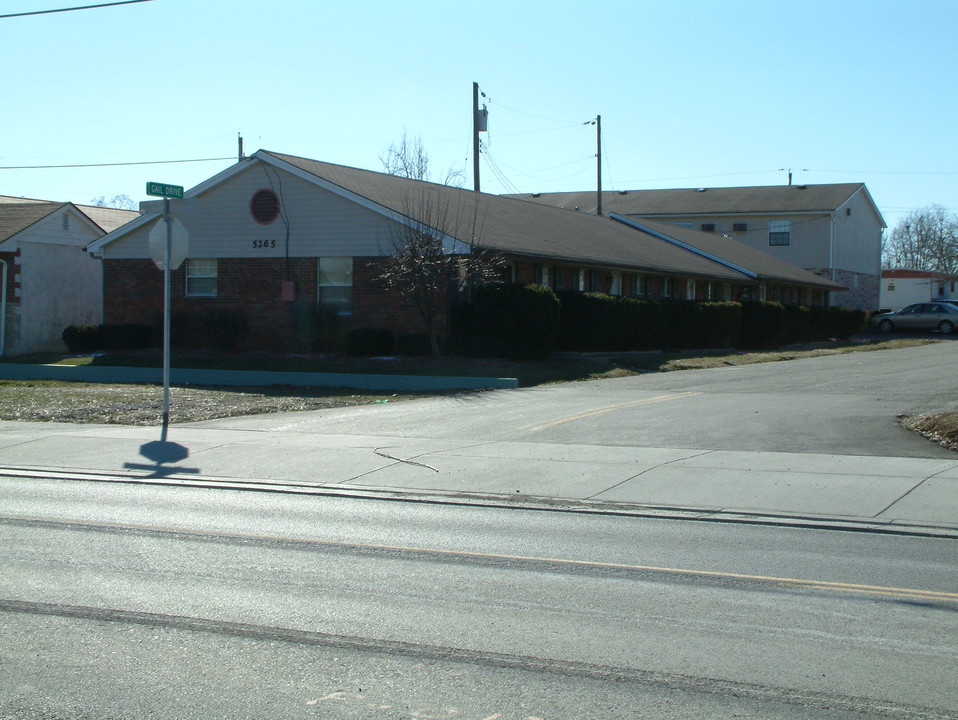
[250, 189, 280, 224]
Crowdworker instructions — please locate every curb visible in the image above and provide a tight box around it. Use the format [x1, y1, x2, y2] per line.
[4, 464, 956, 540]
[0, 363, 519, 392]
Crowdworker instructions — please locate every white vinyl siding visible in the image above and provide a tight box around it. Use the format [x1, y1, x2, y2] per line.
[99, 169, 400, 261]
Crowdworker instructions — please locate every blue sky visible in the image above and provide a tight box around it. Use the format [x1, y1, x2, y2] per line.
[3, 0, 956, 230]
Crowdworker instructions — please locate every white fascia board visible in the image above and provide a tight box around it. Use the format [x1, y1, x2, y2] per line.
[86, 211, 159, 255]
[256, 151, 464, 251]
[610, 213, 758, 279]
[185, 156, 259, 198]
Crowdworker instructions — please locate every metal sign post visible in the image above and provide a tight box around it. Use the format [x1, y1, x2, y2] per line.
[146, 182, 186, 441]
[162, 197, 172, 439]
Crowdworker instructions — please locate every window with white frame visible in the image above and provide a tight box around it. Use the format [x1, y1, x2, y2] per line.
[663, 277, 675, 298]
[609, 272, 622, 296]
[552, 267, 565, 291]
[318, 257, 353, 315]
[632, 274, 645, 297]
[686, 279, 696, 299]
[185, 258, 217, 297]
[768, 219, 791, 246]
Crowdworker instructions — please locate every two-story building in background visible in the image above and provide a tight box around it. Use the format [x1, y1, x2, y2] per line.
[508, 183, 885, 311]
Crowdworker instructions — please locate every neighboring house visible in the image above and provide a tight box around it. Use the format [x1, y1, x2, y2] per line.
[87, 150, 843, 351]
[0, 196, 138, 355]
[880, 269, 958, 311]
[508, 183, 885, 310]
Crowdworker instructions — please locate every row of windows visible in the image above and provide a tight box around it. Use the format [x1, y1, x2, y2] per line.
[184, 257, 354, 315]
[671, 219, 791, 245]
[534, 265, 736, 301]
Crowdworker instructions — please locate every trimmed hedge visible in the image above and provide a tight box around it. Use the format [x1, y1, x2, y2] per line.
[61, 323, 152, 353]
[463, 283, 562, 360]
[550, 295, 865, 353]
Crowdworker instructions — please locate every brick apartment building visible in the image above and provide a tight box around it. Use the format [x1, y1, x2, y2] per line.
[88, 150, 844, 351]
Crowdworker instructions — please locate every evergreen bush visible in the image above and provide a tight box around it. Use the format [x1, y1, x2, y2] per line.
[346, 327, 395, 356]
[475, 283, 561, 360]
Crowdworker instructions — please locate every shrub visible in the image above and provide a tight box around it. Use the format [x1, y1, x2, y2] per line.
[396, 333, 432, 356]
[783, 304, 812, 345]
[61, 324, 102, 353]
[612, 296, 660, 350]
[829, 306, 869, 340]
[346, 327, 395, 356]
[739, 301, 787, 348]
[658, 299, 700, 348]
[203, 309, 249, 351]
[556, 291, 616, 351]
[61, 323, 152, 352]
[695, 301, 742, 349]
[304, 303, 345, 352]
[474, 283, 561, 359]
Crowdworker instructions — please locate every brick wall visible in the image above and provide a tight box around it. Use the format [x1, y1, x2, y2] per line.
[103, 257, 441, 351]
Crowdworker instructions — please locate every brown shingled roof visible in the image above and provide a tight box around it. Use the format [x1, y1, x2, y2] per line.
[266, 151, 841, 289]
[0, 202, 64, 242]
[507, 183, 870, 217]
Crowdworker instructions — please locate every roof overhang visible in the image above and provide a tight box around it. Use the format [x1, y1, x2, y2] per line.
[609, 214, 758, 279]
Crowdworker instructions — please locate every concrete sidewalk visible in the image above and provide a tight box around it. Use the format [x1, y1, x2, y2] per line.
[1, 419, 956, 538]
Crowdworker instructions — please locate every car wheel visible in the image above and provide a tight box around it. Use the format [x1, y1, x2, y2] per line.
[878, 319, 894, 333]
[938, 320, 954, 335]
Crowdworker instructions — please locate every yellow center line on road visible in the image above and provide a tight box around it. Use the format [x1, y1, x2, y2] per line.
[520, 391, 702, 432]
[6, 514, 957, 605]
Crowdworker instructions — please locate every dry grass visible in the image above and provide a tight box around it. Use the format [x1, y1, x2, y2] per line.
[0, 381, 417, 426]
[900, 413, 958, 452]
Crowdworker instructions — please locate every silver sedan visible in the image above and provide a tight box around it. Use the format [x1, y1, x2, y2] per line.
[874, 302, 958, 334]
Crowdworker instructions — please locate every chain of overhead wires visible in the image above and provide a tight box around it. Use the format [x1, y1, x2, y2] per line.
[0, 157, 234, 170]
[0, 1, 155, 19]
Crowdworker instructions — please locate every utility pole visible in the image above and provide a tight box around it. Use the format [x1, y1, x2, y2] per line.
[586, 115, 602, 214]
[596, 115, 602, 215]
[238, 133, 244, 162]
[472, 82, 488, 192]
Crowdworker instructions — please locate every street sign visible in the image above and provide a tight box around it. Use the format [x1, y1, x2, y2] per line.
[146, 181, 184, 199]
[148, 217, 189, 270]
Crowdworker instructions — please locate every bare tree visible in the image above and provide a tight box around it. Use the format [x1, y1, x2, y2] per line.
[380, 130, 465, 188]
[90, 194, 136, 210]
[377, 190, 502, 357]
[883, 204, 958, 277]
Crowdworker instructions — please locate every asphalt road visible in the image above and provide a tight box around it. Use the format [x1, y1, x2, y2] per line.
[2, 476, 956, 719]
[194, 338, 958, 458]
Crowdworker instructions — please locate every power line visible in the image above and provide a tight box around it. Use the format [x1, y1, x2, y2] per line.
[0, 157, 234, 170]
[0, 0, 155, 19]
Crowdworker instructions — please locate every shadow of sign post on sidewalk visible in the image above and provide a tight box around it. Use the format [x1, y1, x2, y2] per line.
[123, 439, 200, 478]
